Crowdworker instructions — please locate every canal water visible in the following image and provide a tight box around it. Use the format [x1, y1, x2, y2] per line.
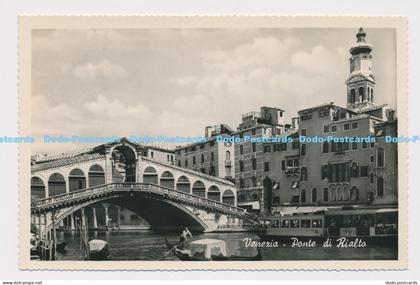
[55, 230, 397, 261]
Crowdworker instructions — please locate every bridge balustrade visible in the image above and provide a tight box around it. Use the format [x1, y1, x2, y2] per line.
[32, 182, 249, 217]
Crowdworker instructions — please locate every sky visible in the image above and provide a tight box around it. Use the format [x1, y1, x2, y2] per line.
[31, 28, 396, 154]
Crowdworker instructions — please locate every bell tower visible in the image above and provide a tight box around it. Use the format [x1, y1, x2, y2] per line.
[346, 28, 375, 111]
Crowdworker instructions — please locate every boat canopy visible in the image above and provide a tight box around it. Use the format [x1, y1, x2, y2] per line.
[88, 239, 108, 252]
[190, 239, 227, 260]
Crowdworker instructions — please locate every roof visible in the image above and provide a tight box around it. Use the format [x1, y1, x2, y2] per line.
[31, 152, 104, 173]
[141, 156, 236, 187]
[297, 102, 354, 115]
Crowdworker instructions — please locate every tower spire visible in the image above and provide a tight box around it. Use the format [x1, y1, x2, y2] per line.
[356, 27, 366, 43]
[346, 28, 375, 111]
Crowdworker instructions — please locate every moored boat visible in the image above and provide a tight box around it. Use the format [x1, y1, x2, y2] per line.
[258, 207, 398, 247]
[88, 239, 111, 260]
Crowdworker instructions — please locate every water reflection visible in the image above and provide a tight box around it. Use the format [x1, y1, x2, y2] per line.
[55, 231, 397, 261]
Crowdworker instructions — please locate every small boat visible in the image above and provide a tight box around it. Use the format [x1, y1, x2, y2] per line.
[88, 239, 111, 260]
[56, 242, 67, 254]
[165, 238, 261, 261]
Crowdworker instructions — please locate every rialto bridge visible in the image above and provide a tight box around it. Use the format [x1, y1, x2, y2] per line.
[31, 138, 255, 235]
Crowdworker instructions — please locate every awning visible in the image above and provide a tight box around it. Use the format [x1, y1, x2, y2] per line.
[325, 208, 398, 216]
[280, 206, 328, 216]
[238, 201, 260, 210]
[376, 208, 398, 213]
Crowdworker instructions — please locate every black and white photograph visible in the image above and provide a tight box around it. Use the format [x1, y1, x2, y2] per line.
[18, 16, 407, 270]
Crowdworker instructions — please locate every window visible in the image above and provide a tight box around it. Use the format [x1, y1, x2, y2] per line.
[240, 144, 244, 155]
[300, 189, 306, 203]
[252, 176, 257, 187]
[185, 159, 188, 167]
[281, 160, 286, 170]
[377, 148, 385, 167]
[358, 87, 364, 101]
[177, 160, 181, 167]
[271, 220, 279, 228]
[312, 219, 323, 228]
[150, 151, 154, 158]
[311, 188, 317, 203]
[211, 152, 215, 161]
[264, 162, 270, 172]
[252, 129, 256, 135]
[239, 160, 244, 172]
[251, 193, 258, 200]
[362, 141, 368, 149]
[370, 142, 375, 148]
[323, 188, 329, 202]
[192, 156, 196, 165]
[290, 220, 300, 228]
[300, 167, 308, 181]
[352, 122, 359, 129]
[280, 220, 290, 228]
[351, 140, 358, 150]
[280, 143, 287, 151]
[343, 123, 350, 131]
[252, 142, 257, 152]
[252, 158, 257, 170]
[350, 187, 359, 201]
[350, 89, 356, 103]
[323, 125, 330, 133]
[322, 142, 329, 153]
[301, 144, 306, 156]
[226, 151, 231, 161]
[201, 154, 205, 163]
[263, 145, 271, 153]
[360, 166, 369, 177]
[239, 178, 245, 188]
[331, 125, 337, 132]
[370, 155, 374, 163]
[292, 141, 299, 149]
[350, 162, 359, 178]
[331, 142, 337, 152]
[301, 219, 311, 228]
[377, 177, 384, 196]
[301, 129, 307, 136]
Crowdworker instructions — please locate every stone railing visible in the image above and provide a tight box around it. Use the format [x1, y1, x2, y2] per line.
[31, 182, 251, 218]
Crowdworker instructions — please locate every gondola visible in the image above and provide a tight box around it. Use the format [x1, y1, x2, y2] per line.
[88, 239, 111, 260]
[165, 238, 262, 261]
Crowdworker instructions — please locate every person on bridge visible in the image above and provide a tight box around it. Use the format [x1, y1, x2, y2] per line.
[179, 227, 192, 250]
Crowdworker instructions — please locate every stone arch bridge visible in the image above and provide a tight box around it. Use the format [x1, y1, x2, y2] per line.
[31, 139, 255, 234]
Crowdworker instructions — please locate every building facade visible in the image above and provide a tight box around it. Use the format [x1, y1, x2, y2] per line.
[174, 124, 235, 180]
[261, 28, 397, 214]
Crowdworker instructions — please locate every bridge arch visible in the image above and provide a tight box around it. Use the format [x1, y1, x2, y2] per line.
[88, 164, 105, 187]
[48, 172, 66, 197]
[192, 180, 205, 197]
[110, 144, 137, 182]
[31, 176, 46, 201]
[160, 171, 175, 189]
[176, 176, 190, 193]
[69, 168, 86, 192]
[143, 166, 158, 184]
[42, 194, 208, 233]
[222, 189, 235, 206]
[207, 185, 221, 202]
